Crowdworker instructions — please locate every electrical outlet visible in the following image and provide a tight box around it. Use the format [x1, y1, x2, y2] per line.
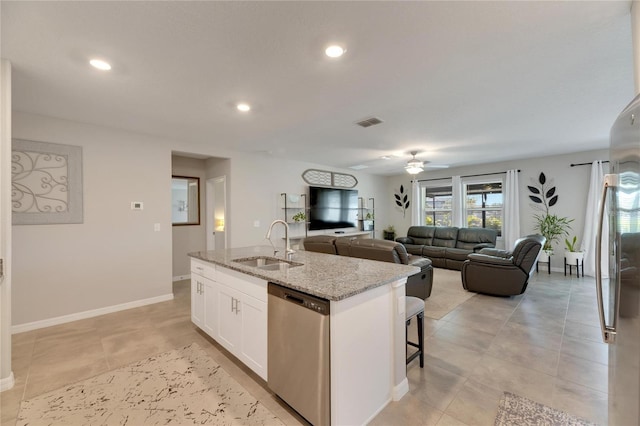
[131, 202, 143, 210]
[154, 223, 161, 232]
[254, 220, 260, 228]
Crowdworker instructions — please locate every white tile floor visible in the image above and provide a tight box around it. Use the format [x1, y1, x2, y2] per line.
[1, 270, 608, 426]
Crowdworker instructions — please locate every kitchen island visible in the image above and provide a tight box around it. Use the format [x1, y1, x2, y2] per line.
[189, 246, 419, 426]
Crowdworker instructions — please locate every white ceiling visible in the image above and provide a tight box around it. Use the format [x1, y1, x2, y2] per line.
[1, 1, 635, 175]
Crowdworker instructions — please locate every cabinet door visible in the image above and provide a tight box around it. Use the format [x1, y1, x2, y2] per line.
[216, 283, 242, 353]
[191, 275, 205, 328]
[203, 279, 217, 338]
[240, 293, 268, 380]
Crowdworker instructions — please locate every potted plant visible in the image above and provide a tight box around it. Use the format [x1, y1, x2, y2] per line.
[528, 172, 573, 261]
[383, 225, 396, 241]
[292, 211, 306, 223]
[564, 236, 584, 264]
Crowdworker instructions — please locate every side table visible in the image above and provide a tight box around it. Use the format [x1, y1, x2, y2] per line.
[565, 257, 584, 278]
[536, 259, 551, 274]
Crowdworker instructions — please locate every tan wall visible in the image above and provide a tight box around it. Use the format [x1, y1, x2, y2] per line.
[12, 112, 173, 326]
[171, 156, 206, 279]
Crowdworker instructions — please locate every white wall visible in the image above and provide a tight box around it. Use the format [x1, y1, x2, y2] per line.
[10, 112, 392, 328]
[171, 155, 207, 279]
[387, 149, 609, 270]
[12, 112, 174, 327]
[227, 153, 389, 249]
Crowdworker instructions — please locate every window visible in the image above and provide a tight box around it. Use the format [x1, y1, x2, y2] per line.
[172, 176, 200, 225]
[424, 185, 453, 226]
[465, 182, 503, 236]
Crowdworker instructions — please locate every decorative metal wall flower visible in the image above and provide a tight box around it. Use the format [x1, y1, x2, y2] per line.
[528, 172, 573, 252]
[394, 185, 410, 218]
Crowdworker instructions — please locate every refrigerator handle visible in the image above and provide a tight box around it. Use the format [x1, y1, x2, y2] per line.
[596, 173, 617, 344]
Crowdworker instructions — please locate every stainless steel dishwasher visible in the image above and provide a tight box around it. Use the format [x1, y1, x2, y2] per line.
[268, 283, 330, 426]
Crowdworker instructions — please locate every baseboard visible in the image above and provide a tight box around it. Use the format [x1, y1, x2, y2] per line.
[0, 372, 15, 392]
[392, 377, 409, 401]
[173, 274, 190, 282]
[12, 293, 174, 334]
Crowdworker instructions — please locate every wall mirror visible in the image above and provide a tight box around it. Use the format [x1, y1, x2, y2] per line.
[172, 176, 200, 225]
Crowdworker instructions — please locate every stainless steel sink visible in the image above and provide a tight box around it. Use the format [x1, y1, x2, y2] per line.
[232, 256, 303, 271]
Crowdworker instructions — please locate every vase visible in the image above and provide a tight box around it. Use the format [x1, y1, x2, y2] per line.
[538, 250, 551, 263]
[565, 251, 584, 264]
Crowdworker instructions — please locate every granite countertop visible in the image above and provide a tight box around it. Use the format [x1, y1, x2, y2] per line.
[188, 246, 419, 301]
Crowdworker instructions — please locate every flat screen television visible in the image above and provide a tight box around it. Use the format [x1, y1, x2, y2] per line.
[308, 186, 358, 231]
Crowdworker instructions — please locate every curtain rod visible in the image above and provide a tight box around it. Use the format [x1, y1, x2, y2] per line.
[570, 161, 609, 167]
[416, 169, 521, 182]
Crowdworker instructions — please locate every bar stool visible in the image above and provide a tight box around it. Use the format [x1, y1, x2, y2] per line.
[406, 296, 425, 368]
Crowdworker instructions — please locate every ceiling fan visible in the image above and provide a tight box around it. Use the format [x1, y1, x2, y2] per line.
[404, 151, 449, 175]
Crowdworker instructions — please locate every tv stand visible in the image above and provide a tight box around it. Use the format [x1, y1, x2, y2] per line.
[329, 231, 371, 239]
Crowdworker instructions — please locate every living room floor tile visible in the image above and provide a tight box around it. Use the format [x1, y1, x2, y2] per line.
[7, 273, 610, 426]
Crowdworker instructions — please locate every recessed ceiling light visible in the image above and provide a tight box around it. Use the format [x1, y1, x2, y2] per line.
[380, 156, 392, 160]
[89, 59, 111, 71]
[237, 103, 251, 112]
[325, 45, 345, 58]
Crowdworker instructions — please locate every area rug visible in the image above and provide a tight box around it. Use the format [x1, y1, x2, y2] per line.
[495, 392, 596, 426]
[17, 343, 284, 425]
[424, 268, 476, 319]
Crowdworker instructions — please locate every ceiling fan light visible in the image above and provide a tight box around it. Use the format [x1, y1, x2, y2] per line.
[405, 151, 424, 174]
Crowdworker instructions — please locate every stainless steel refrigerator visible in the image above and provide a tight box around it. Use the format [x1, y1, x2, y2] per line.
[597, 93, 640, 425]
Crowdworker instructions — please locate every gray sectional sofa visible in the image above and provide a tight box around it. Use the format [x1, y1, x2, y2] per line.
[303, 235, 433, 299]
[396, 226, 497, 270]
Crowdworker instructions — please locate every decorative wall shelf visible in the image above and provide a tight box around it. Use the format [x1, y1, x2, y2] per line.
[302, 169, 358, 188]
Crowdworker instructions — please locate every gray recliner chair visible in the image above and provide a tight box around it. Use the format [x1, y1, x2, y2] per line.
[461, 235, 546, 296]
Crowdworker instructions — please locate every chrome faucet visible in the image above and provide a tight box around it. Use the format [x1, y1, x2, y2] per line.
[265, 219, 294, 260]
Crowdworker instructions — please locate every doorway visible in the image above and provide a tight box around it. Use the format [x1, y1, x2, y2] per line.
[206, 176, 227, 251]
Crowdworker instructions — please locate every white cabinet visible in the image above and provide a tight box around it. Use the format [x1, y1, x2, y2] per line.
[190, 260, 217, 338]
[240, 293, 267, 377]
[191, 274, 205, 328]
[215, 267, 268, 380]
[216, 282, 243, 353]
[190, 259, 268, 381]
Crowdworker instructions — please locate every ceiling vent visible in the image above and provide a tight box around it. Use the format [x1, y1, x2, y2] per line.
[356, 117, 383, 128]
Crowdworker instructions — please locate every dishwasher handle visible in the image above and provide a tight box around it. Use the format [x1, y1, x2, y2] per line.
[268, 282, 330, 315]
[284, 293, 305, 305]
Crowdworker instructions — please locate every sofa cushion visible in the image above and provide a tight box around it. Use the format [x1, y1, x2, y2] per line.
[408, 256, 432, 271]
[403, 244, 426, 256]
[445, 247, 473, 261]
[455, 228, 498, 250]
[432, 227, 459, 248]
[335, 237, 354, 256]
[423, 245, 446, 259]
[348, 238, 409, 264]
[303, 235, 338, 254]
[406, 226, 436, 246]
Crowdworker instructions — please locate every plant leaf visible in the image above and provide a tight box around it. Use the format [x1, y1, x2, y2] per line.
[403, 195, 408, 203]
[400, 185, 404, 193]
[546, 187, 556, 198]
[527, 186, 540, 194]
[539, 172, 546, 185]
[405, 200, 410, 208]
[394, 194, 401, 201]
[529, 196, 543, 203]
[395, 200, 402, 207]
[548, 195, 558, 206]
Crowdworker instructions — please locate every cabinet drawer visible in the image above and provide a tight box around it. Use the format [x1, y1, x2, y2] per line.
[217, 266, 267, 302]
[191, 259, 216, 281]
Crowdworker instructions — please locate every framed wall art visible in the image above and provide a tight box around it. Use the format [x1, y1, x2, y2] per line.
[11, 139, 83, 225]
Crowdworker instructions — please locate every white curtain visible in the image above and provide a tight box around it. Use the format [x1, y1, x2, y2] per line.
[503, 169, 521, 249]
[411, 179, 421, 226]
[451, 176, 464, 228]
[582, 161, 609, 278]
